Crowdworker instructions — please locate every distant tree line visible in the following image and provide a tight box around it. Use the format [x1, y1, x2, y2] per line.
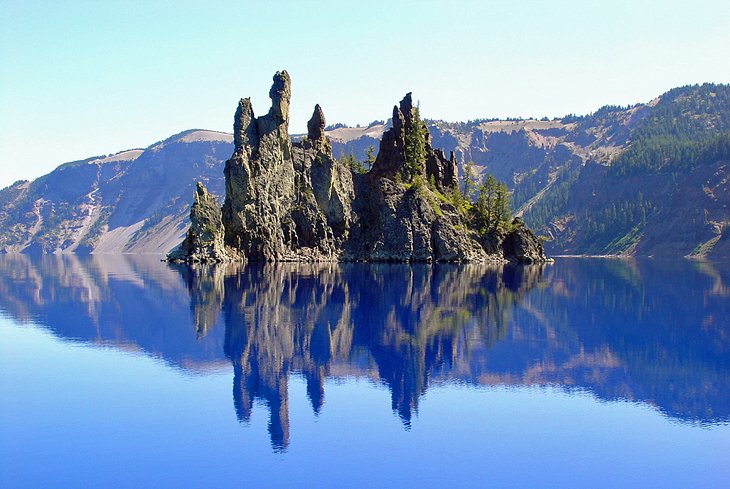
[610, 84, 730, 176]
[522, 164, 581, 229]
[581, 193, 657, 251]
[338, 145, 376, 174]
[610, 132, 730, 176]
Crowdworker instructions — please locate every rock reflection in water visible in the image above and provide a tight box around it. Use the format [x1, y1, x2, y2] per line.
[0, 255, 728, 453]
[175, 261, 546, 449]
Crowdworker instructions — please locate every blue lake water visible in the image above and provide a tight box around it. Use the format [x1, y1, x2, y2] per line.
[0, 255, 728, 488]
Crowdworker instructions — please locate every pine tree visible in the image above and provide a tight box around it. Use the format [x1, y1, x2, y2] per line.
[494, 181, 511, 232]
[340, 152, 365, 174]
[404, 105, 427, 180]
[463, 161, 477, 200]
[365, 145, 376, 172]
[471, 173, 512, 235]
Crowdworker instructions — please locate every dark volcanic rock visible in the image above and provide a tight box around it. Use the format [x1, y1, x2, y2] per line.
[502, 217, 547, 263]
[233, 98, 258, 156]
[370, 103, 407, 180]
[349, 93, 488, 262]
[219, 71, 353, 261]
[170, 71, 546, 263]
[370, 93, 457, 192]
[307, 104, 330, 153]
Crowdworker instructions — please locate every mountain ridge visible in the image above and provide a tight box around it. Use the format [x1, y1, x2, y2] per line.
[1, 83, 728, 257]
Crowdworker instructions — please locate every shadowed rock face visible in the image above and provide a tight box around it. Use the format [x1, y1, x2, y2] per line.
[169, 71, 547, 263]
[370, 93, 457, 192]
[352, 92, 487, 262]
[502, 217, 546, 263]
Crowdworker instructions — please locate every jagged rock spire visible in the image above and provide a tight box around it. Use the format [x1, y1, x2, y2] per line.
[166, 182, 227, 263]
[370, 99, 407, 178]
[399, 92, 414, 131]
[307, 104, 326, 141]
[233, 97, 257, 153]
[268, 70, 291, 126]
[368, 91, 460, 192]
[307, 104, 330, 153]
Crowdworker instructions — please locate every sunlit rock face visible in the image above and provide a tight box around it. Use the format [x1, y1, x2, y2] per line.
[219, 70, 354, 262]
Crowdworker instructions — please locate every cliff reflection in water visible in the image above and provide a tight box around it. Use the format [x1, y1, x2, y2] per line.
[0, 255, 728, 452]
[178, 262, 540, 450]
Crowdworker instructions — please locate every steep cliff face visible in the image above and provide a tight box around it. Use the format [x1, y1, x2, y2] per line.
[171, 72, 545, 263]
[221, 71, 354, 261]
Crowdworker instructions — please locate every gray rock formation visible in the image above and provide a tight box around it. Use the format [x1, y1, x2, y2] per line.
[502, 217, 547, 263]
[353, 93, 487, 262]
[170, 71, 547, 263]
[167, 182, 228, 262]
[306, 104, 330, 153]
[220, 71, 352, 261]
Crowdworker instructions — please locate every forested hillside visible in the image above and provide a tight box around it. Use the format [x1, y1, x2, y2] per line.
[524, 84, 730, 256]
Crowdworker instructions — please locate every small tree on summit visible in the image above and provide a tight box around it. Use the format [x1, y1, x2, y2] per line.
[404, 104, 427, 180]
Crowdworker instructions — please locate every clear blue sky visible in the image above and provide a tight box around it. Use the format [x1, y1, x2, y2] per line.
[1, 0, 728, 188]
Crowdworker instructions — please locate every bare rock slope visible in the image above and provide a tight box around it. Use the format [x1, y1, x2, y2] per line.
[0, 131, 232, 254]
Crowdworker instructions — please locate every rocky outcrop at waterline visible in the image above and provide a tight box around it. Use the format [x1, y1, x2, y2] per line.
[502, 217, 547, 263]
[167, 182, 228, 262]
[168, 71, 548, 264]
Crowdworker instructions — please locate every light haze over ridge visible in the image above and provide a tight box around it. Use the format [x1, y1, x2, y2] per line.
[1, 0, 728, 188]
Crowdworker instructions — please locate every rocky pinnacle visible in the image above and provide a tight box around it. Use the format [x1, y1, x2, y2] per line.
[307, 104, 330, 153]
[233, 97, 257, 154]
[169, 71, 548, 264]
[307, 104, 326, 142]
[268, 70, 291, 126]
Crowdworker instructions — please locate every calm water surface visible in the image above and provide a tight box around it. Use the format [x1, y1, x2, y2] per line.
[0, 255, 728, 488]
